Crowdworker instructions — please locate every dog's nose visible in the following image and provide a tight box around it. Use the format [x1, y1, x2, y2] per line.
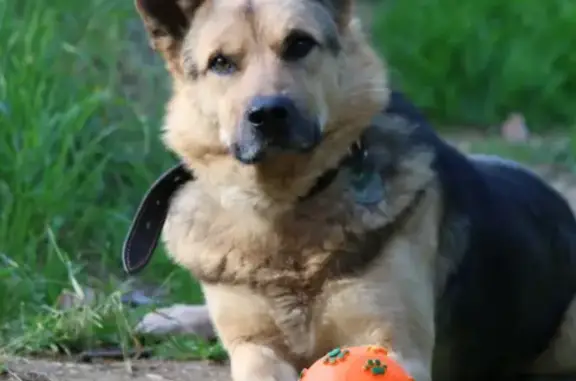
[234, 95, 320, 163]
[246, 96, 295, 134]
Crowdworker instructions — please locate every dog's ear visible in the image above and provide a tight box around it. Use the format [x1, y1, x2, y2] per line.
[135, 0, 204, 56]
[316, 0, 353, 26]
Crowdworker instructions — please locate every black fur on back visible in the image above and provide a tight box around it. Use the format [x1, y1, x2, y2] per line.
[385, 91, 576, 381]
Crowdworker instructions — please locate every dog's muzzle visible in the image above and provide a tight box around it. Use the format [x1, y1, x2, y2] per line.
[232, 95, 321, 164]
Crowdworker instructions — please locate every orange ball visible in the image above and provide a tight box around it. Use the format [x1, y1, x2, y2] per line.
[299, 346, 414, 381]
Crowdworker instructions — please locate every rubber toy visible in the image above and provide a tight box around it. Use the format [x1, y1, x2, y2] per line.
[299, 345, 414, 381]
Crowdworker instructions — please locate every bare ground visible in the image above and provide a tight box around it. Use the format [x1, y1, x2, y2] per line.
[1, 357, 229, 381]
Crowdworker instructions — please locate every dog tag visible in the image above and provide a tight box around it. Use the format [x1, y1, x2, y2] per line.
[350, 170, 385, 205]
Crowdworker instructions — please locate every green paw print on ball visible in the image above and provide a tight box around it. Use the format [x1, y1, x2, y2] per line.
[363, 358, 388, 375]
[323, 347, 351, 365]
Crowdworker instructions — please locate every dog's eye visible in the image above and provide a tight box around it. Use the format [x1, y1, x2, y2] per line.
[207, 54, 237, 75]
[282, 32, 318, 62]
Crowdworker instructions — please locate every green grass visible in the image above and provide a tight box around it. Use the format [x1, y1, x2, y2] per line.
[0, 0, 575, 362]
[372, 0, 576, 130]
[446, 134, 576, 169]
[0, 0, 208, 358]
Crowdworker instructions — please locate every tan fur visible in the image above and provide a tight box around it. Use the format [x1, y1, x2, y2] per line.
[135, 0, 463, 379]
[161, 139, 438, 380]
[153, 0, 388, 214]
[134, 0, 576, 380]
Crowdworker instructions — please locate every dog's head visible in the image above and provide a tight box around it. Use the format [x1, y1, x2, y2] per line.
[136, 0, 388, 201]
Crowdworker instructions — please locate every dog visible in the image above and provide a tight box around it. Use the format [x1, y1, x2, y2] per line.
[123, 0, 576, 380]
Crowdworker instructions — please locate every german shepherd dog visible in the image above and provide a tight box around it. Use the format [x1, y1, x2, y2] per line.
[123, 0, 576, 380]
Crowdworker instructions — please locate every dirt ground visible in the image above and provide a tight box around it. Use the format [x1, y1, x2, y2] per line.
[1, 357, 230, 381]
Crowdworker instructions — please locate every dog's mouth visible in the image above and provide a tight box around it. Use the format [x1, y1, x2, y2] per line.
[231, 122, 321, 164]
[231, 95, 322, 165]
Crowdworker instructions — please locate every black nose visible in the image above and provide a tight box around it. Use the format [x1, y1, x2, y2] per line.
[246, 96, 295, 133]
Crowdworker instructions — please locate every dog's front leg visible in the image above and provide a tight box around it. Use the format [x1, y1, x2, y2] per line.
[321, 272, 436, 381]
[372, 185, 440, 381]
[328, 315, 434, 381]
[387, 351, 433, 381]
[230, 343, 299, 381]
[322, 189, 441, 381]
[202, 284, 300, 381]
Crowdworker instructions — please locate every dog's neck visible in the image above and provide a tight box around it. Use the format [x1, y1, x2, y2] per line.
[121, 138, 368, 275]
[300, 138, 367, 200]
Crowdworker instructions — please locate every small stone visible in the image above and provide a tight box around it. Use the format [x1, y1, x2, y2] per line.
[501, 112, 530, 142]
[56, 287, 98, 310]
[135, 304, 216, 340]
[146, 374, 171, 380]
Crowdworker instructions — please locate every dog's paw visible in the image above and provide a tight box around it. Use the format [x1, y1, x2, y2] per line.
[230, 343, 299, 381]
[135, 303, 216, 340]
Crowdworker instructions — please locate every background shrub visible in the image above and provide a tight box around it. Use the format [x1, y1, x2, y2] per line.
[371, 0, 576, 130]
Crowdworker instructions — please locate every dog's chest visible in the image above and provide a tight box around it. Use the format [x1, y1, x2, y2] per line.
[164, 184, 403, 353]
[163, 183, 394, 290]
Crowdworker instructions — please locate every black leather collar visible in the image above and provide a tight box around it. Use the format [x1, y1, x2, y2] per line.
[122, 164, 192, 275]
[122, 141, 367, 275]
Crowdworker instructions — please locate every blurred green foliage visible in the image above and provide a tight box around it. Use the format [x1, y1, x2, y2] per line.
[0, 0, 200, 353]
[371, 0, 576, 130]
